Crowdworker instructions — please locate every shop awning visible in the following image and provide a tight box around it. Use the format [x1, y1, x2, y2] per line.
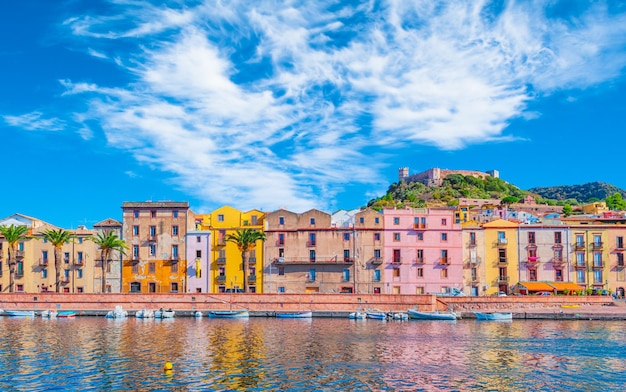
[517, 282, 554, 291]
[549, 282, 585, 292]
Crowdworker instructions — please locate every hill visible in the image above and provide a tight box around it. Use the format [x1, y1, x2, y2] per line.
[529, 182, 626, 204]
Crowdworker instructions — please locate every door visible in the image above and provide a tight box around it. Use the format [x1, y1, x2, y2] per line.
[471, 286, 479, 296]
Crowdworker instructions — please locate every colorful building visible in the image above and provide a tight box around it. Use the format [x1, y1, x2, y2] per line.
[121, 202, 193, 293]
[382, 207, 462, 295]
[462, 221, 485, 296]
[93, 218, 123, 293]
[185, 229, 211, 293]
[482, 219, 519, 295]
[517, 225, 570, 284]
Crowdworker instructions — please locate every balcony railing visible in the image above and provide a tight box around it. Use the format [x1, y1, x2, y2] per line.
[146, 234, 157, 241]
[414, 258, 424, 264]
[370, 257, 383, 265]
[553, 243, 563, 249]
[527, 243, 537, 249]
[39, 258, 49, 266]
[306, 241, 317, 247]
[216, 275, 226, 283]
[249, 257, 257, 264]
[74, 259, 84, 266]
[469, 257, 480, 266]
[217, 239, 226, 246]
[470, 276, 480, 284]
[592, 242, 604, 250]
[413, 223, 427, 229]
[527, 256, 539, 264]
[391, 259, 402, 265]
[440, 257, 449, 265]
[468, 241, 477, 248]
[592, 262, 604, 269]
[272, 256, 352, 265]
[247, 274, 256, 283]
[574, 262, 586, 269]
[553, 257, 565, 265]
[275, 240, 285, 246]
[343, 258, 354, 263]
[497, 238, 508, 246]
[16, 251, 24, 258]
[498, 257, 508, 264]
[497, 276, 509, 283]
[216, 257, 226, 265]
[575, 242, 585, 250]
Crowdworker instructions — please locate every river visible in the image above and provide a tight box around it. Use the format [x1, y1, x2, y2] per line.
[0, 316, 624, 391]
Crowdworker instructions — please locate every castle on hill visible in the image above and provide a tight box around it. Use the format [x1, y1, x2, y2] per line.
[399, 167, 499, 186]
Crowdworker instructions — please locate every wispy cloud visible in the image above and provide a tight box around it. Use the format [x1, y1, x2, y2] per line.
[50, 0, 626, 211]
[3, 112, 65, 131]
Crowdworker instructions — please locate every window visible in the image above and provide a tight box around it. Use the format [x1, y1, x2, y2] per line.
[440, 269, 448, 278]
[77, 252, 83, 265]
[16, 261, 23, 276]
[594, 270, 603, 284]
[393, 217, 400, 225]
[133, 245, 139, 259]
[171, 283, 179, 292]
[576, 234, 584, 247]
[309, 250, 316, 262]
[420, 217, 426, 226]
[171, 262, 178, 273]
[172, 225, 179, 236]
[218, 266, 225, 276]
[441, 218, 447, 226]
[251, 215, 258, 225]
[618, 253, 624, 266]
[555, 269, 563, 282]
[64, 269, 70, 279]
[417, 233, 423, 241]
[218, 285, 226, 293]
[393, 249, 401, 263]
[310, 218, 315, 225]
[529, 269, 537, 281]
[173, 210, 179, 218]
[343, 233, 350, 241]
[151, 210, 156, 218]
[593, 234, 602, 247]
[42, 269, 47, 278]
[42, 250, 48, 264]
[278, 286, 285, 293]
[77, 269, 83, 279]
[278, 233, 285, 245]
[17, 284, 24, 292]
[149, 244, 156, 256]
[441, 233, 447, 241]
[576, 270, 585, 283]
[278, 267, 284, 276]
[77, 287, 84, 293]
[279, 216, 285, 225]
[374, 249, 381, 258]
[343, 269, 350, 282]
[172, 245, 179, 258]
[309, 269, 316, 281]
[18, 242, 24, 251]
[469, 232, 476, 245]
[64, 252, 70, 263]
[359, 217, 364, 224]
[308, 233, 316, 246]
[528, 232, 535, 244]
[78, 237, 83, 244]
[417, 249, 424, 262]
[196, 250, 202, 258]
[149, 226, 156, 237]
[375, 217, 380, 224]
[373, 270, 381, 282]
[441, 249, 448, 263]
[593, 252, 602, 266]
[497, 232, 506, 243]
[133, 225, 139, 236]
[279, 248, 284, 257]
[374, 233, 381, 241]
[576, 252, 585, 266]
[134, 210, 139, 218]
[393, 268, 400, 277]
[417, 268, 423, 277]
[149, 262, 156, 274]
[393, 233, 401, 241]
[218, 214, 224, 222]
[416, 287, 424, 295]
[196, 236, 201, 243]
[132, 263, 139, 274]
[618, 236, 624, 249]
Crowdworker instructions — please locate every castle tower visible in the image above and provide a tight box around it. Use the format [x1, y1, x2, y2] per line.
[398, 167, 409, 182]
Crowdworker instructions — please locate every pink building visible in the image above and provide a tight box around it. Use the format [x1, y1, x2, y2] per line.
[382, 207, 463, 294]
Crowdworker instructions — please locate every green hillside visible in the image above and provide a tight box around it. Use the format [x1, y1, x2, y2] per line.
[529, 182, 626, 204]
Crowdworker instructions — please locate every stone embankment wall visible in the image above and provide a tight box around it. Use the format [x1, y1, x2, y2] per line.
[0, 293, 612, 313]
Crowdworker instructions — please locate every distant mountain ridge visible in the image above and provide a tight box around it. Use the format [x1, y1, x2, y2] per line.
[529, 182, 626, 204]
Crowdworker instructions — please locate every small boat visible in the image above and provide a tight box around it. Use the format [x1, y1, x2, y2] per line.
[474, 312, 513, 321]
[155, 308, 175, 319]
[407, 308, 457, 321]
[208, 309, 249, 318]
[348, 311, 366, 319]
[135, 309, 155, 319]
[41, 310, 58, 318]
[106, 306, 128, 319]
[392, 312, 409, 320]
[275, 311, 312, 318]
[5, 310, 36, 318]
[365, 311, 389, 320]
[57, 311, 76, 319]
[194, 311, 203, 318]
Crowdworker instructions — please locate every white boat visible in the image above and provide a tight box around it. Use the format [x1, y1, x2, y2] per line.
[41, 310, 58, 318]
[407, 308, 457, 321]
[365, 311, 389, 320]
[474, 312, 513, 321]
[392, 312, 409, 320]
[194, 311, 203, 318]
[106, 306, 128, 319]
[5, 310, 36, 318]
[155, 308, 175, 319]
[135, 309, 155, 319]
[208, 309, 249, 318]
[275, 311, 312, 318]
[349, 311, 366, 319]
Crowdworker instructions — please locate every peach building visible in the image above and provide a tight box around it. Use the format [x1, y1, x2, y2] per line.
[382, 207, 462, 295]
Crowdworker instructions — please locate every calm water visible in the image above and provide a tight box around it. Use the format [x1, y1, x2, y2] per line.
[0, 316, 624, 391]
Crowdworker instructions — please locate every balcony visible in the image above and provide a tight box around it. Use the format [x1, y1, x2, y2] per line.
[552, 257, 565, 265]
[414, 258, 424, 265]
[496, 238, 508, 247]
[61, 277, 70, 283]
[16, 250, 24, 259]
[526, 256, 539, 265]
[39, 258, 49, 267]
[391, 259, 402, 266]
[272, 256, 352, 265]
[249, 257, 257, 264]
[527, 243, 537, 250]
[498, 257, 508, 265]
[216, 275, 226, 283]
[370, 257, 383, 265]
[343, 258, 354, 263]
[592, 241, 604, 250]
[469, 257, 480, 266]
[497, 276, 509, 283]
[146, 234, 157, 242]
[275, 257, 285, 264]
[74, 259, 84, 266]
[552, 243, 563, 249]
[170, 255, 180, 262]
[574, 262, 586, 269]
[275, 240, 285, 247]
[413, 223, 427, 229]
[306, 241, 317, 247]
[617, 260, 624, 267]
[575, 242, 585, 251]
[592, 262, 604, 270]
[440, 257, 449, 265]
[470, 276, 480, 284]
[468, 241, 477, 248]
[247, 274, 256, 283]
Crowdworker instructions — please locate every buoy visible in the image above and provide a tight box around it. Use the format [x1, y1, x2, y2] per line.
[164, 361, 173, 371]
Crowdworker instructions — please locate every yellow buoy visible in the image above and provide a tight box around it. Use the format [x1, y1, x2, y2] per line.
[164, 361, 173, 371]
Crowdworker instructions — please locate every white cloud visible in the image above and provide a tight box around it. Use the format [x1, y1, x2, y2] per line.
[51, 0, 626, 211]
[3, 112, 65, 132]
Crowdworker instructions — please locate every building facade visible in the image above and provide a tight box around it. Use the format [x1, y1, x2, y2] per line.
[482, 219, 519, 295]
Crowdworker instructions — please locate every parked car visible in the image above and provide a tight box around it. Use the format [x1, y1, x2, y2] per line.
[535, 291, 553, 296]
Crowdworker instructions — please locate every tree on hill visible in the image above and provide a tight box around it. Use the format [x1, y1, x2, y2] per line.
[606, 193, 626, 211]
[501, 196, 520, 205]
[562, 203, 573, 217]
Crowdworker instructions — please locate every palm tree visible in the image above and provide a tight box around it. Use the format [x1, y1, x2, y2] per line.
[40, 229, 75, 293]
[0, 224, 30, 293]
[89, 230, 127, 293]
[225, 228, 266, 293]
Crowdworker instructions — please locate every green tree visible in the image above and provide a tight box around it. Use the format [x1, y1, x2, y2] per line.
[40, 229, 75, 293]
[562, 203, 573, 217]
[501, 196, 520, 205]
[225, 228, 266, 293]
[0, 224, 30, 292]
[606, 192, 626, 211]
[89, 231, 127, 293]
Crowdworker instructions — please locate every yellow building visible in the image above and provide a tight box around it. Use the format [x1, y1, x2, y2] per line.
[481, 219, 519, 295]
[582, 202, 609, 215]
[196, 206, 265, 293]
[571, 226, 610, 291]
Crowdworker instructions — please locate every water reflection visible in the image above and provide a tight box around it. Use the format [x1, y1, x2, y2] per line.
[0, 317, 624, 390]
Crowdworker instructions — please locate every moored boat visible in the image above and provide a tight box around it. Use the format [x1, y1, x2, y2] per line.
[41, 310, 57, 318]
[349, 311, 366, 319]
[154, 308, 175, 319]
[474, 312, 512, 321]
[5, 310, 36, 318]
[365, 311, 389, 320]
[208, 309, 249, 318]
[57, 311, 76, 318]
[275, 311, 312, 318]
[106, 306, 128, 319]
[135, 309, 155, 319]
[407, 308, 457, 321]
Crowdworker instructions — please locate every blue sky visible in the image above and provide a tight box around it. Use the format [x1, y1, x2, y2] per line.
[2, 0, 626, 229]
